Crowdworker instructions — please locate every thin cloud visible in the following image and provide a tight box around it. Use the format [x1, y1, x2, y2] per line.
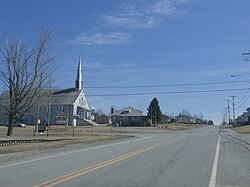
[66, 32, 130, 45]
[101, 1, 184, 29]
[151, 1, 178, 15]
[63, 1, 190, 46]
[101, 4, 157, 29]
[101, 15, 156, 29]
[177, 0, 193, 3]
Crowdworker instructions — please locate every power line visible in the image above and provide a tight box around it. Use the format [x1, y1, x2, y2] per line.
[86, 87, 250, 97]
[83, 80, 247, 89]
[236, 94, 250, 109]
[0, 87, 249, 98]
[1, 80, 242, 91]
[235, 89, 250, 106]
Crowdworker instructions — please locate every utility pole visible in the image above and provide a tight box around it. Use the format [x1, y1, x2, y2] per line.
[33, 74, 42, 137]
[154, 108, 157, 126]
[47, 92, 51, 137]
[224, 99, 231, 124]
[230, 96, 237, 127]
[33, 95, 40, 137]
[151, 105, 153, 126]
[47, 78, 52, 137]
[224, 107, 228, 124]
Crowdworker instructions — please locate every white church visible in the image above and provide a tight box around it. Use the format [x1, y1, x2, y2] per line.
[0, 57, 94, 126]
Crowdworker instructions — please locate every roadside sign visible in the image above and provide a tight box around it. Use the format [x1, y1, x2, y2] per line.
[90, 115, 95, 120]
[56, 112, 68, 125]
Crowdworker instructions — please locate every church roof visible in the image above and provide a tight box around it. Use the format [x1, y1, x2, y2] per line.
[0, 88, 82, 106]
[48, 88, 82, 105]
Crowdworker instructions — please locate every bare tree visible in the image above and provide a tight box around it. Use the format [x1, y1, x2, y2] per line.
[180, 109, 191, 116]
[0, 30, 53, 136]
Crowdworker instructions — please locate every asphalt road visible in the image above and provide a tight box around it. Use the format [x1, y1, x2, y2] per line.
[0, 126, 249, 187]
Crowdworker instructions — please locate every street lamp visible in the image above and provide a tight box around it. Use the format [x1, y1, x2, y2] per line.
[231, 74, 250, 83]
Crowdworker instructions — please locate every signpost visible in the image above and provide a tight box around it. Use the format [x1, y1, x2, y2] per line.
[90, 115, 95, 135]
[109, 118, 113, 138]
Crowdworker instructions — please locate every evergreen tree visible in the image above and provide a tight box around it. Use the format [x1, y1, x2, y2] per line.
[147, 97, 162, 125]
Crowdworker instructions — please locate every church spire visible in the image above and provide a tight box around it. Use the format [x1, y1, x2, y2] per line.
[75, 56, 83, 90]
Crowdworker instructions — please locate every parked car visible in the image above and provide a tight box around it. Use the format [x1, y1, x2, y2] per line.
[6, 122, 27, 127]
[14, 122, 27, 127]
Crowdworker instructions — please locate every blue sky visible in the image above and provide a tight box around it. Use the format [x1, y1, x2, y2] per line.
[1, 0, 250, 124]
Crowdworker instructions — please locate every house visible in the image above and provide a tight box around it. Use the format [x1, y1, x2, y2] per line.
[236, 107, 250, 125]
[0, 57, 93, 126]
[111, 106, 147, 126]
[175, 114, 195, 124]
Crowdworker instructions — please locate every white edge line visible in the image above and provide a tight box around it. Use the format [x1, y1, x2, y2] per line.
[208, 135, 220, 187]
[0, 136, 154, 169]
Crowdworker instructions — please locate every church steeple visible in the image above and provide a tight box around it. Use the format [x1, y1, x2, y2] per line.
[75, 56, 83, 90]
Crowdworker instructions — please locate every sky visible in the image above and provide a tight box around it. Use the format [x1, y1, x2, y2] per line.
[1, 0, 250, 125]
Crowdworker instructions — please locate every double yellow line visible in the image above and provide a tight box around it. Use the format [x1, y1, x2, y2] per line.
[33, 144, 159, 187]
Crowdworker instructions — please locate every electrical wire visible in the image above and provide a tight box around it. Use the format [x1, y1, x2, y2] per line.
[0, 80, 243, 91]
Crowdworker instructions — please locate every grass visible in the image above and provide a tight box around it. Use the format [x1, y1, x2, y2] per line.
[0, 126, 129, 154]
[0, 135, 127, 154]
[157, 123, 203, 130]
[231, 125, 250, 134]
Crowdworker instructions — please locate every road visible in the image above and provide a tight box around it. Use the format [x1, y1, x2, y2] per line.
[0, 126, 249, 187]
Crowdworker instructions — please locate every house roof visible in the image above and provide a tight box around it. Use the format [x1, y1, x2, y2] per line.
[175, 114, 194, 119]
[0, 88, 82, 106]
[112, 106, 144, 117]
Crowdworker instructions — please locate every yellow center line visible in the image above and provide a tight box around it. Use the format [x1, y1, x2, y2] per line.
[33, 144, 159, 187]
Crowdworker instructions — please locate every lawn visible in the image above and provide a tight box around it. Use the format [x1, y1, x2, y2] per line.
[231, 125, 250, 134]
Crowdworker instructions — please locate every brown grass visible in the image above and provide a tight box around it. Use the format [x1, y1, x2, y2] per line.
[157, 123, 203, 130]
[0, 126, 125, 138]
[0, 135, 127, 154]
[0, 126, 129, 154]
[231, 125, 250, 134]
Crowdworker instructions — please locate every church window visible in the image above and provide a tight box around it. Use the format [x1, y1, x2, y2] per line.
[56, 106, 64, 112]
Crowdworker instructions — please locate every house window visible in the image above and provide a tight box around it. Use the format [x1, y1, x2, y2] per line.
[56, 106, 64, 112]
[79, 97, 84, 105]
[121, 110, 130, 114]
[34, 107, 39, 113]
[45, 106, 50, 113]
[0, 106, 6, 113]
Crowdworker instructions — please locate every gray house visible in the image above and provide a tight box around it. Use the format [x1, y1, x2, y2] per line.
[111, 106, 147, 126]
[0, 57, 93, 126]
[236, 107, 250, 125]
[175, 114, 195, 124]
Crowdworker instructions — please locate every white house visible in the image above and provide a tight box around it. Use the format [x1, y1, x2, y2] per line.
[0, 57, 93, 126]
[236, 107, 250, 124]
